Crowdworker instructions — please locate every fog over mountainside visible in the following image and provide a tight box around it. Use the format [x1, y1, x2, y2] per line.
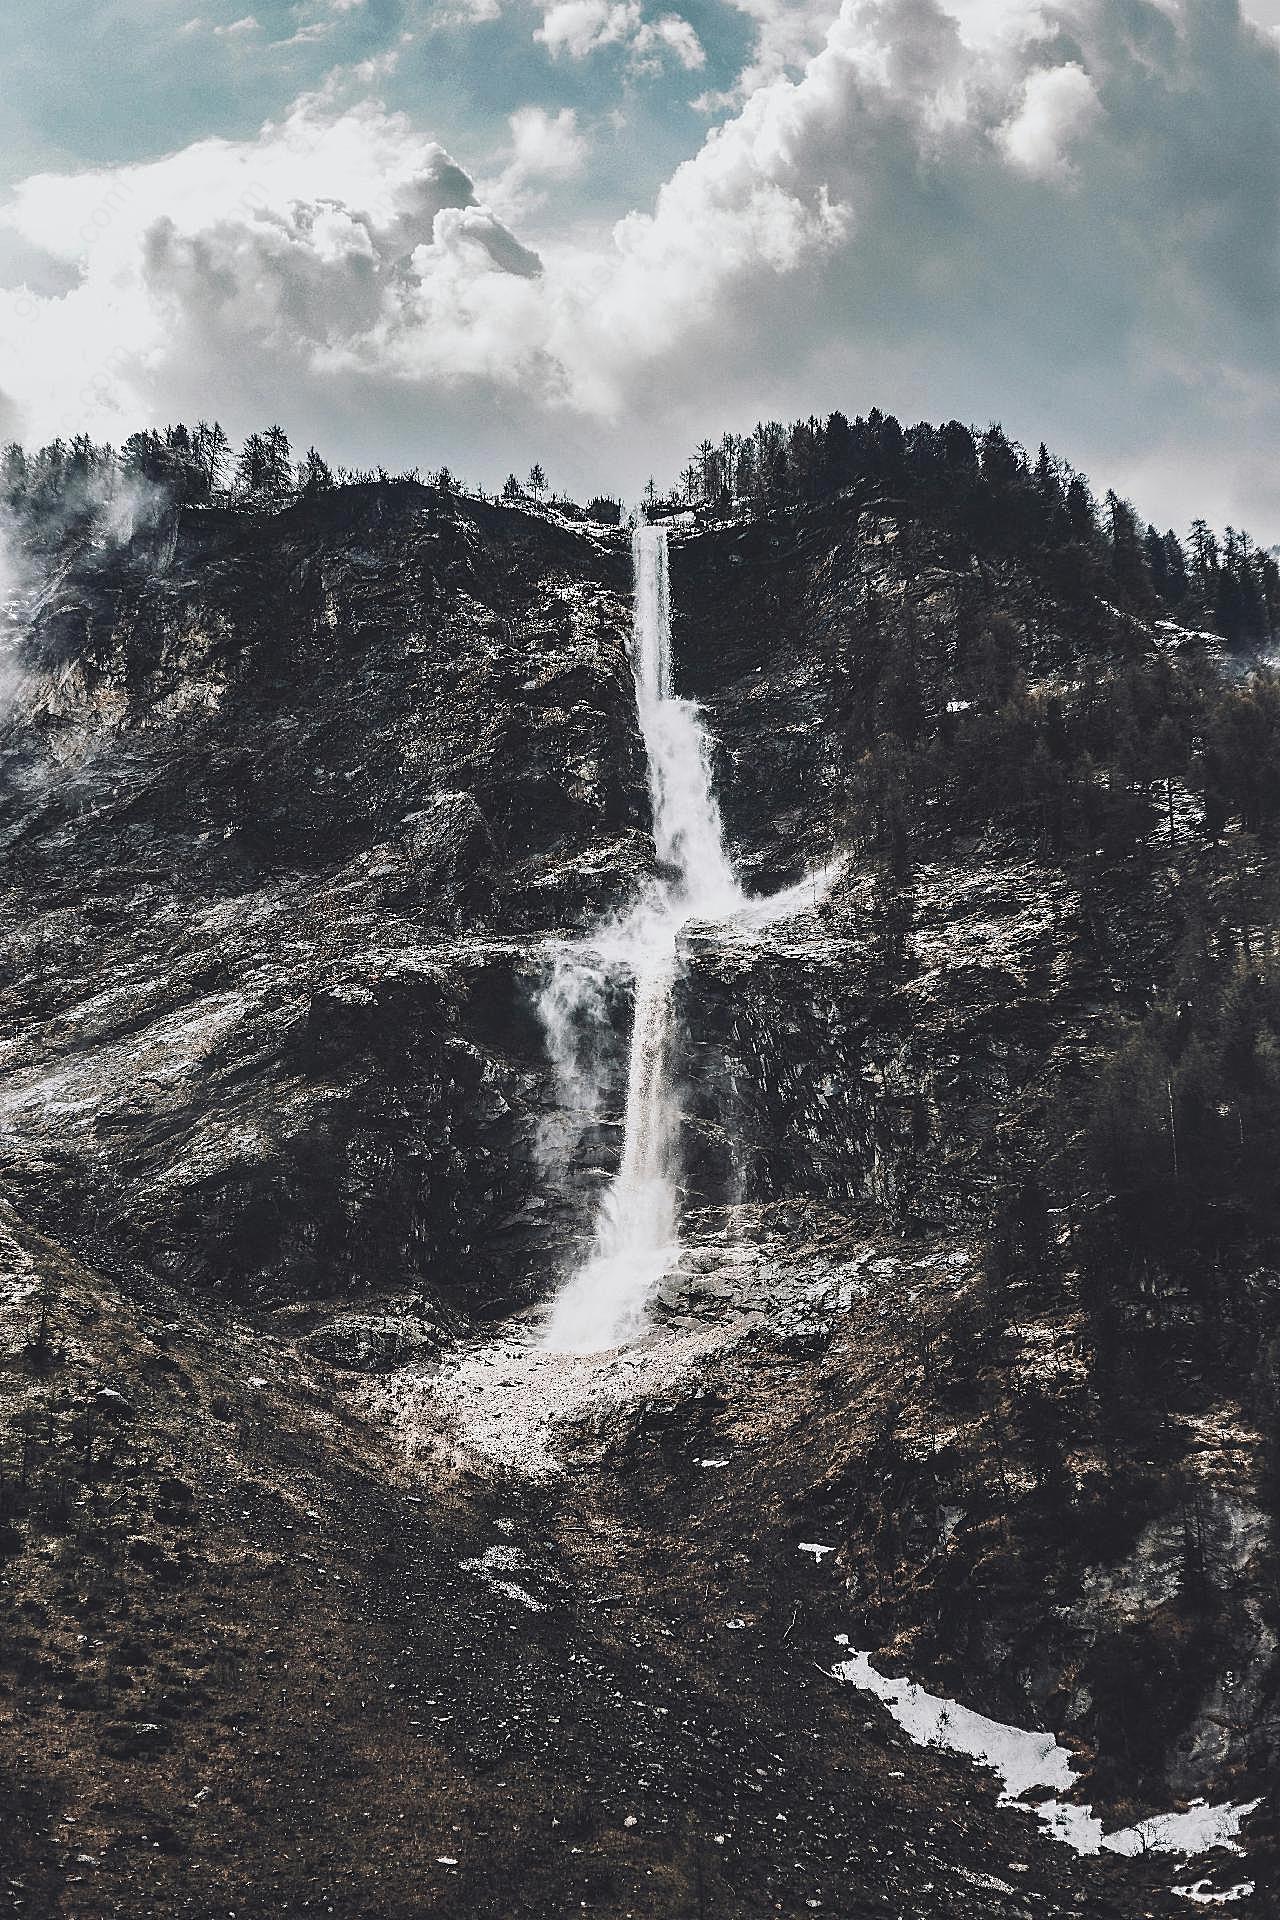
[0, 415, 1277, 1917]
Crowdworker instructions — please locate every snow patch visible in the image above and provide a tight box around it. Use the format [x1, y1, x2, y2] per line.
[1106, 1803, 1261, 1857]
[459, 1544, 546, 1613]
[1173, 1881, 1255, 1906]
[832, 1644, 1259, 1863]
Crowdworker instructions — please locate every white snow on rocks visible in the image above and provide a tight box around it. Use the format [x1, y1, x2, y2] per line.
[391, 1220, 835, 1478]
[459, 1544, 546, 1613]
[1172, 1880, 1256, 1906]
[397, 1304, 745, 1477]
[832, 1642, 1259, 1870]
[1106, 1803, 1261, 1858]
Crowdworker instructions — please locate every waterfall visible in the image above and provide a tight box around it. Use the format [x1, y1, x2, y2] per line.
[539, 523, 743, 1353]
[632, 523, 741, 919]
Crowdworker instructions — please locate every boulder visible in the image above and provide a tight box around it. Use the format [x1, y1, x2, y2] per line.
[302, 1311, 446, 1372]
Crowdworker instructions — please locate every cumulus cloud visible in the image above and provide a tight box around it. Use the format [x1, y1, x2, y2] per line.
[430, 0, 503, 20]
[642, 14, 705, 68]
[695, 0, 843, 106]
[179, 12, 262, 35]
[506, 105, 589, 182]
[999, 61, 1100, 177]
[0, 90, 550, 431]
[535, 0, 705, 67]
[483, 107, 590, 216]
[536, 0, 636, 56]
[0, 0, 1277, 532]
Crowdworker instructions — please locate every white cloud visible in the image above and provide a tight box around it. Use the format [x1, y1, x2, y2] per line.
[639, 14, 705, 68]
[0, 0, 1277, 534]
[508, 105, 589, 180]
[430, 0, 503, 19]
[696, 0, 842, 106]
[178, 10, 266, 37]
[279, 0, 367, 40]
[999, 61, 1101, 177]
[484, 106, 590, 214]
[535, 0, 705, 66]
[0, 91, 546, 431]
[536, 0, 639, 57]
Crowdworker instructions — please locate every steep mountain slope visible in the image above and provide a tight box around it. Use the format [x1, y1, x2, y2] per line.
[0, 484, 644, 1318]
[669, 498, 1278, 1864]
[0, 477, 1275, 1916]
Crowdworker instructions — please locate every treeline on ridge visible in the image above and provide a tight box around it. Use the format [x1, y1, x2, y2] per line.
[0, 425, 621, 539]
[3, 410, 1277, 650]
[666, 409, 1280, 649]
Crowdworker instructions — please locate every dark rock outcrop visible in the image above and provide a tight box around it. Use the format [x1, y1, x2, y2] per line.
[0, 486, 645, 1313]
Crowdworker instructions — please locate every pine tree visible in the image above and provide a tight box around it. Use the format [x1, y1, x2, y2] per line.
[1065, 475, 1099, 548]
[942, 420, 978, 476]
[2, 442, 28, 509]
[695, 439, 717, 503]
[1106, 491, 1150, 602]
[980, 424, 1019, 491]
[194, 421, 231, 496]
[296, 447, 333, 497]
[1189, 518, 1219, 586]
[1163, 529, 1189, 604]
[260, 426, 293, 507]
[121, 430, 169, 487]
[822, 411, 855, 491]
[235, 427, 293, 510]
[233, 433, 267, 505]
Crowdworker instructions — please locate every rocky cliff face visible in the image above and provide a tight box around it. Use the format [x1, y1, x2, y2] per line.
[0, 481, 1275, 1918]
[0, 484, 649, 1318]
[671, 502, 1147, 1233]
[667, 501, 1277, 1857]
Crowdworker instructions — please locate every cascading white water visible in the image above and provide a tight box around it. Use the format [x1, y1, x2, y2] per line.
[539, 523, 743, 1352]
[632, 523, 741, 919]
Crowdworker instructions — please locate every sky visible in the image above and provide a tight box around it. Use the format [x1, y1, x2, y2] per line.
[0, 0, 1277, 535]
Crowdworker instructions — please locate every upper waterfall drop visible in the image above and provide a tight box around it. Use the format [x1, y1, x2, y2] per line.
[631, 523, 742, 922]
[539, 523, 744, 1354]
